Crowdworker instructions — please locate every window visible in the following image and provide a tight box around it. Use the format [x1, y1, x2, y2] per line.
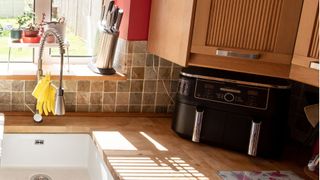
[0, 0, 102, 64]
[0, 0, 34, 62]
[50, 0, 100, 58]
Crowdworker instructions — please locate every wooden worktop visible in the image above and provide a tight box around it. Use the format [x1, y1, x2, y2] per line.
[3, 113, 316, 179]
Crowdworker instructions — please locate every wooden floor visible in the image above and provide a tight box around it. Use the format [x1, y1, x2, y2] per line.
[4, 113, 318, 179]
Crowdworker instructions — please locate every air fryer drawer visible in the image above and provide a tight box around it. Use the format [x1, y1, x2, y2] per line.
[173, 102, 252, 152]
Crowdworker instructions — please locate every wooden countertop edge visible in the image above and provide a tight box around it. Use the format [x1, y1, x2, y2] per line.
[2, 112, 172, 118]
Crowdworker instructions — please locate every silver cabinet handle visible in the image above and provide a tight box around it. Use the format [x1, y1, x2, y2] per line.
[309, 61, 319, 70]
[216, 49, 260, 59]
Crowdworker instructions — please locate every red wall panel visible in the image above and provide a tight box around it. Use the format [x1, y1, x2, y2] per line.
[115, 0, 151, 40]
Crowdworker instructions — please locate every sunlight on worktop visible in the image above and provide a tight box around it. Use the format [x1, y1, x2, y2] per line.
[92, 131, 209, 180]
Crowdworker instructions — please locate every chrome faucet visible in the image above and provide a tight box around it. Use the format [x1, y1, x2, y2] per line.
[37, 29, 65, 116]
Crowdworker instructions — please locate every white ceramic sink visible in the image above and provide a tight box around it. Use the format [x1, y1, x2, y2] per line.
[0, 134, 113, 180]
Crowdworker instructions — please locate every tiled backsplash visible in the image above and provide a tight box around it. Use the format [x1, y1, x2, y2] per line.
[0, 39, 182, 113]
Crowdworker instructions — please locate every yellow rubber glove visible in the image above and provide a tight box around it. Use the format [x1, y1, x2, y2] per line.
[49, 85, 56, 114]
[32, 73, 55, 115]
[32, 75, 49, 98]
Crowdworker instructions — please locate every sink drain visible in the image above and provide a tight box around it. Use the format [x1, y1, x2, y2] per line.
[30, 174, 52, 180]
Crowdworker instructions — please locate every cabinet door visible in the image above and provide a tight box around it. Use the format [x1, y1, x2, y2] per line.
[190, 0, 303, 78]
[290, 0, 319, 87]
[147, 0, 195, 66]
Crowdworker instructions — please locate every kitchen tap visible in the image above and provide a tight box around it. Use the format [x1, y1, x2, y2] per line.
[37, 29, 65, 117]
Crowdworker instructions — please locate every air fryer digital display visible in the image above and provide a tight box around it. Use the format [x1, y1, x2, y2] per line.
[194, 79, 269, 110]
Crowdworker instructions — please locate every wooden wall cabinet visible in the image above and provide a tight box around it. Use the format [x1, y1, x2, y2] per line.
[148, 0, 318, 84]
[289, 0, 319, 87]
[189, 0, 303, 78]
[147, 0, 195, 67]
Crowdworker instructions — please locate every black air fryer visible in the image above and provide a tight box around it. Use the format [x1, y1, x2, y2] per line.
[172, 66, 291, 158]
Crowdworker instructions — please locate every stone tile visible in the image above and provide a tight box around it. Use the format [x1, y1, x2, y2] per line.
[77, 80, 90, 92]
[115, 105, 128, 112]
[51, 80, 59, 88]
[156, 106, 168, 113]
[172, 67, 182, 79]
[144, 80, 156, 92]
[11, 105, 24, 111]
[132, 53, 146, 67]
[116, 38, 126, 52]
[153, 55, 159, 66]
[171, 80, 179, 92]
[146, 54, 154, 66]
[168, 105, 175, 113]
[158, 67, 171, 79]
[63, 80, 77, 92]
[130, 80, 143, 92]
[170, 92, 177, 102]
[24, 104, 36, 112]
[129, 105, 141, 112]
[125, 66, 132, 79]
[143, 93, 155, 105]
[76, 105, 89, 112]
[103, 93, 116, 104]
[129, 93, 142, 105]
[90, 81, 103, 92]
[0, 92, 11, 104]
[144, 67, 158, 80]
[64, 92, 76, 105]
[0, 81, 12, 92]
[104, 81, 117, 92]
[89, 105, 102, 112]
[65, 105, 76, 112]
[12, 92, 24, 104]
[113, 53, 126, 75]
[156, 93, 171, 105]
[12, 80, 25, 91]
[146, 54, 159, 67]
[90, 92, 102, 104]
[77, 92, 90, 104]
[25, 92, 37, 104]
[159, 58, 172, 67]
[0, 105, 10, 111]
[142, 105, 155, 113]
[157, 80, 170, 93]
[133, 41, 147, 53]
[173, 62, 182, 67]
[131, 67, 145, 79]
[117, 81, 130, 92]
[25, 81, 36, 91]
[126, 41, 134, 53]
[103, 105, 115, 112]
[116, 92, 129, 105]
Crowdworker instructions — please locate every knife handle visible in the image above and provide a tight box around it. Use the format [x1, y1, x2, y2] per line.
[114, 9, 123, 32]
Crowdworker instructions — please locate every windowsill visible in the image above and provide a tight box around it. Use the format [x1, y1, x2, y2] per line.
[0, 63, 126, 81]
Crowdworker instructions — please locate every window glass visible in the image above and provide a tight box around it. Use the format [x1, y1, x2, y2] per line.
[50, 0, 101, 57]
[0, 0, 34, 62]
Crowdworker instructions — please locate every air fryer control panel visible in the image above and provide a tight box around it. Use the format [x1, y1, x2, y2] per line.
[194, 79, 269, 109]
